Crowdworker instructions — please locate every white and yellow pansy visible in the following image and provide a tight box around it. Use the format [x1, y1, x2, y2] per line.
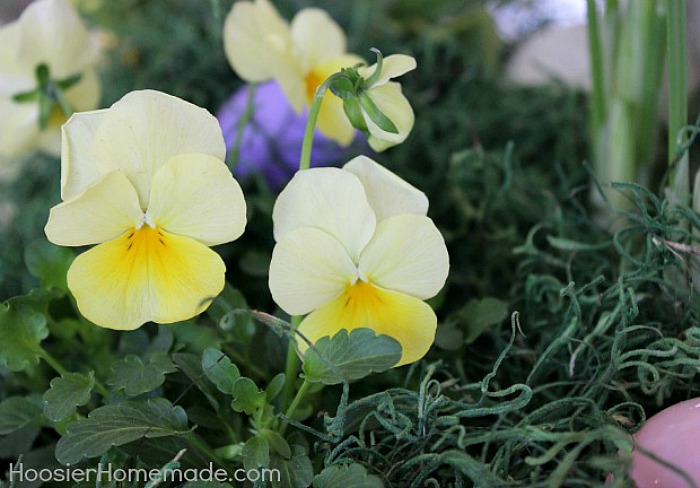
[223, 0, 362, 146]
[0, 0, 102, 160]
[44, 90, 247, 331]
[269, 156, 449, 366]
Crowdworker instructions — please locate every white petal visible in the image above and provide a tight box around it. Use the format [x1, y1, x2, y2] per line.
[0, 22, 33, 96]
[269, 227, 357, 316]
[94, 90, 227, 208]
[0, 99, 40, 159]
[45, 171, 143, 247]
[359, 54, 416, 87]
[343, 155, 428, 221]
[358, 214, 449, 300]
[60, 109, 106, 201]
[147, 154, 247, 246]
[17, 0, 100, 80]
[272, 168, 376, 262]
[290, 8, 346, 74]
[363, 82, 414, 151]
[223, 0, 295, 82]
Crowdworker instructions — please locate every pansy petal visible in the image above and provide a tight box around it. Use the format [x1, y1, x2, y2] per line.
[358, 214, 449, 300]
[297, 283, 436, 366]
[223, 0, 293, 82]
[343, 155, 428, 221]
[94, 90, 227, 207]
[269, 227, 357, 316]
[147, 154, 246, 246]
[359, 54, 416, 87]
[0, 22, 33, 96]
[60, 109, 105, 201]
[273, 168, 376, 261]
[363, 82, 414, 152]
[67, 228, 225, 330]
[291, 8, 346, 73]
[45, 171, 143, 247]
[17, 0, 99, 80]
[0, 100, 39, 159]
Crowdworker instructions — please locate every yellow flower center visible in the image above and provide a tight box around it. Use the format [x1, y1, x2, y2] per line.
[123, 225, 167, 259]
[304, 68, 325, 105]
[340, 279, 382, 318]
[48, 105, 68, 129]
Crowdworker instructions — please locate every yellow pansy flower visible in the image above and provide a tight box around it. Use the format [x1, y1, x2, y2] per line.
[269, 156, 449, 366]
[0, 0, 101, 159]
[44, 90, 247, 330]
[223, 0, 362, 146]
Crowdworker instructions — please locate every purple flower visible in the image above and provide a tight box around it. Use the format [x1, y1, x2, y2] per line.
[217, 80, 358, 189]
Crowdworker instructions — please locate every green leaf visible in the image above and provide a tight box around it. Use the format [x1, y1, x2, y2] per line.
[266, 431, 291, 459]
[302, 328, 401, 385]
[270, 445, 314, 488]
[243, 434, 270, 472]
[107, 354, 177, 395]
[24, 239, 74, 291]
[0, 396, 44, 434]
[43, 372, 95, 421]
[201, 348, 240, 394]
[172, 353, 220, 411]
[313, 463, 384, 488]
[230, 377, 266, 414]
[55, 398, 189, 465]
[265, 373, 286, 402]
[0, 289, 58, 372]
[461, 297, 509, 344]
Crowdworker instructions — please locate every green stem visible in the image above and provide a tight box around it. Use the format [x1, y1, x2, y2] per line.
[666, 0, 688, 198]
[39, 348, 68, 376]
[52, 82, 74, 120]
[186, 433, 228, 469]
[280, 316, 302, 412]
[279, 379, 310, 435]
[586, 0, 606, 132]
[228, 83, 257, 170]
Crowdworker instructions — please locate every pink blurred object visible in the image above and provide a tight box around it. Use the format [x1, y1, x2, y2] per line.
[630, 398, 700, 487]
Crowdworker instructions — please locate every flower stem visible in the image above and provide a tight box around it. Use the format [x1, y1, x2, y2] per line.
[40, 347, 110, 397]
[228, 83, 257, 170]
[666, 0, 689, 199]
[281, 315, 302, 412]
[279, 379, 310, 435]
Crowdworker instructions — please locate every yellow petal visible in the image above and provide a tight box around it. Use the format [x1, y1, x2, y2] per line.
[0, 99, 39, 159]
[343, 155, 428, 221]
[269, 227, 357, 316]
[291, 8, 347, 74]
[60, 109, 105, 201]
[17, 0, 100, 80]
[94, 90, 227, 208]
[45, 171, 143, 246]
[68, 226, 225, 330]
[364, 82, 414, 152]
[147, 154, 247, 246]
[273, 168, 376, 262]
[297, 281, 436, 366]
[359, 54, 417, 87]
[358, 214, 449, 300]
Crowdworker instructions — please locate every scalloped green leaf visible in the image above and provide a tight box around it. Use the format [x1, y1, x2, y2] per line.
[202, 348, 240, 394]
[313, 463, 384, 488]
[55, 398, 189, 465]
[0, 396, 44, 434]
[231, 377, 266, 414]
[107, 354, 177, 395]
[0, 289, 58, 372]
[270, 445, 313, 488]
[302, 328, 401, 385]
[43, 372, 95, 421]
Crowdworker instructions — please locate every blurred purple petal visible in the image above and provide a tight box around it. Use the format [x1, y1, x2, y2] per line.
[217, 80, 357, 189]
